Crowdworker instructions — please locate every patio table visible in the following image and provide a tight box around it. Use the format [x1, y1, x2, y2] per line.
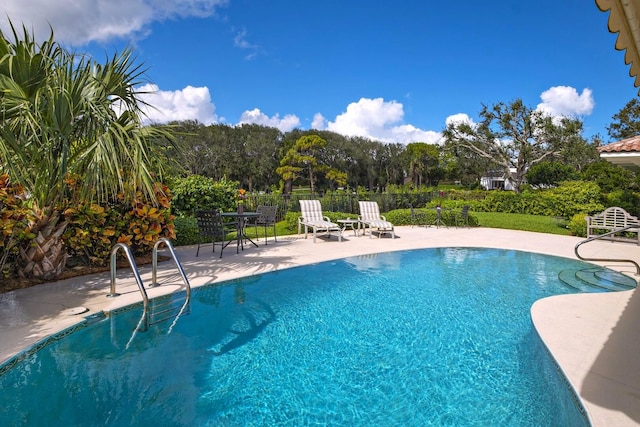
[221, 212, 261, 253]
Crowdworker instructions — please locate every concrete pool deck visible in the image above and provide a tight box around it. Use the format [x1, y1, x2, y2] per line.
[1, 226, 639, 426]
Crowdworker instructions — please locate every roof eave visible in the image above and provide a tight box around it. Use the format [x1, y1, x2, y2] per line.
[596, 0, 640, 89]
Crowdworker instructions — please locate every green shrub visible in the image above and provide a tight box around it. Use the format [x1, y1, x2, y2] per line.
[0, 174, 34, 279]
[454, 181, 605, 218]
[284, 211, 299, 231]
[170, 175, 238, 216]
[173, 215, 199, 246]
[64, 183, 175, 265]
[567, 213, 588, 237]
[604, 190, 640, 217]
[546, 181, 604, 217]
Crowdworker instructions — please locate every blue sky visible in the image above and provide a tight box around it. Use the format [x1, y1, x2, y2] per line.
[0, 0, 635, 144]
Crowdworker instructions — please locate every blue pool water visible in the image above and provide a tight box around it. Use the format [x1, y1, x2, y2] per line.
[1, 247, 627, 426]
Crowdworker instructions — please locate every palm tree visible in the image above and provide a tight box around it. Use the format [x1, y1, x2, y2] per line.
[0, 23, 172, 279]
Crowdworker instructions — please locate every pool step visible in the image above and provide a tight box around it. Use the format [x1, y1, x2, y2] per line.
[558, 267, 637, 293]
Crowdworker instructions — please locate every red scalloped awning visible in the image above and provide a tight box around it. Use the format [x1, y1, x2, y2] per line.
[596, 0, 640, 87]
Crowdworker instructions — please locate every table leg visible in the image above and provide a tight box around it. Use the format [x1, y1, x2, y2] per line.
[239, 219, 259, 248]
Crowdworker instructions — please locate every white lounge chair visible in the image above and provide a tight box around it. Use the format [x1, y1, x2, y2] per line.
[358, 201, 395, 239]
[298, 200, 342, 242]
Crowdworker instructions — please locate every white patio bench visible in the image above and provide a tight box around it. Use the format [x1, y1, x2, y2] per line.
[585, 206, 640, 244]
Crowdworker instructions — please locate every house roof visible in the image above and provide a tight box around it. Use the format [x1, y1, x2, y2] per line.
[595, 1, 640, 169]
[596, 0, 640, 88]
[598, 134, 640, 152]
[598, 134, 640, 168]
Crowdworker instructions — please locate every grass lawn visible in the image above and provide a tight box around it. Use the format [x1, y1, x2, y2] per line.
[473, 212, 571, 236]
[244, 211, 573, 239]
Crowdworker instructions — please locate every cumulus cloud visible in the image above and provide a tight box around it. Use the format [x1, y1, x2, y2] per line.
[131, 85, 301, 131]
[239, 108, 300, 132]
[311, 113, 327, 130]
[325, 97, 442, 145]
[0, 0, 228, 45]
[137, 84, 218, 125]
[445, 113, 475, 128]
[536, 86, 594, 117]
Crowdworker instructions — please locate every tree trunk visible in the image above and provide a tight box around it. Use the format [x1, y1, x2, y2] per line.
[308, 166, 315, 195]
[284, 179, 293, 194]
[18, 210, 69, 280]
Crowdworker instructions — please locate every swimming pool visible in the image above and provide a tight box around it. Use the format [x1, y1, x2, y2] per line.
[1, 247, 633, 426]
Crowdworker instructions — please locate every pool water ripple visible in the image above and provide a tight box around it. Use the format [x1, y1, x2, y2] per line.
[0, 247, 612, 426]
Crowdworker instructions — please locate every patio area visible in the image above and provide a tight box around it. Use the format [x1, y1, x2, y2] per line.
[1, 226, 639, 426]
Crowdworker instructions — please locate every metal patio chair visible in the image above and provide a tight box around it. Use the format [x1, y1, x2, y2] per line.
[195, 209, 234, 257]
[254, 205, 278, 245]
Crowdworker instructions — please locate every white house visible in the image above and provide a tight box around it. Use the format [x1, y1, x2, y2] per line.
[480, 168, 518, 191]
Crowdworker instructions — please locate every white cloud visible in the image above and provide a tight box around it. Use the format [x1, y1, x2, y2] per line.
[536, 86, 594, 117]
[311, 113, 327, 130]
[233, 27, 260, 60]
[239, 108, 300, 132]
[137, 84, 218, 125]
[445, 113, 475, 128]
[0, 0, 228, 45]
[325, 97, 442, 144]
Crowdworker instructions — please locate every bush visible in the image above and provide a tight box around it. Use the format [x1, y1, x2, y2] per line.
[0, 174, 34, 279]
[170, 175, 238, 216]
[64, 183, 175, 265]
[173, 215, 199, 246]
[604, 190, 640, 217]
[445, 181, 604, 218]
[567, 213, 588, 237]
[385, 208, 478, 227]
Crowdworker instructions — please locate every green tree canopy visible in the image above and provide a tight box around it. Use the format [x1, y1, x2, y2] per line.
[607, 98, 640, 141]
[581, 160, 635, 193]
[276, 134, 338, 194]
[526, 161, 579, 188]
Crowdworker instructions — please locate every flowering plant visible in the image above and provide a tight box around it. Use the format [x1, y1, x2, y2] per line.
[237, 188, 246, 202]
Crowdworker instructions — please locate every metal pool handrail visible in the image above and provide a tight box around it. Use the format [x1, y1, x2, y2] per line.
[107, 239, 192, 333]
[574, 226, 640, 276]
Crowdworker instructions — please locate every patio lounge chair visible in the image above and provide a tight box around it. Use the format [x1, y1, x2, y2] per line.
[358, 201, 395, 239]
[298, 200, 342, 242]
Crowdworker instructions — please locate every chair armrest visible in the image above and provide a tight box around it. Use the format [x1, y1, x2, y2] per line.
[380, 215, 387, 221]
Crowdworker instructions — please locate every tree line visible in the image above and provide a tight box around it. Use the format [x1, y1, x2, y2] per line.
[161, 98, 610, 195]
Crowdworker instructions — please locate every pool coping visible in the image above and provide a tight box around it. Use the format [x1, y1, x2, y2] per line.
[1, 226, 639, 426]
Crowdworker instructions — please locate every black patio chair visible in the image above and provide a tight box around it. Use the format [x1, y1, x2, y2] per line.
[455, 205, 471, 228]
[195, 210, 233, 257]
[410, 205, 428, 227]
[254, 205, 278, 245]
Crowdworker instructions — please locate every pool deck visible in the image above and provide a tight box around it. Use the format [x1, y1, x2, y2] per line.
[1, 226, 639, 426]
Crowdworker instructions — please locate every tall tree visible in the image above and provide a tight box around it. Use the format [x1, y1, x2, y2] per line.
[607, 98, 640, 140]
[442, 99, 583, 193]
[276, 134, 330, 194]
[236, 124, 282, 192]
[404, 143, 442, 187]
[0, 24, 171, 279]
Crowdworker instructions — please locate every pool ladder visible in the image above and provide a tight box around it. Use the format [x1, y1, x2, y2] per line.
[107, 238, 192, 332]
